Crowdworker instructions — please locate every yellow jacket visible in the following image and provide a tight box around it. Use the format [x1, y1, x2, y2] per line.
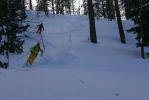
[30, 44, 43, 56]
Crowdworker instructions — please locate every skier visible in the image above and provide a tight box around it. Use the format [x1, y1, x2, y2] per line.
[26, 42, 43, 66]
[36, 23, 45, 50]
[36, 23, 44, 34]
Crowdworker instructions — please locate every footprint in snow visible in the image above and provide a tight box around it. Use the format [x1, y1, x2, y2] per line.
[80, 80, 85, 84]
[115, 93, 120, 96]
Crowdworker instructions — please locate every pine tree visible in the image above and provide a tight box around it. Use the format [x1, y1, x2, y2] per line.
[0, 0, 28, 68]
[83, 0, 88, 15]
[106, 0, 115, 20]
[36, 0, 49, 16]
[122, 0, 149, 58]
[51, 0, 55, 14]
[71, 0, 75, 14]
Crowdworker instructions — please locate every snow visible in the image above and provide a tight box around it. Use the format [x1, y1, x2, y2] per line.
[0, 12, 149, 100]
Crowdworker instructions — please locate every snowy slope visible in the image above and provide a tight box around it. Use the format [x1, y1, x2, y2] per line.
[0, 12, 149, 100]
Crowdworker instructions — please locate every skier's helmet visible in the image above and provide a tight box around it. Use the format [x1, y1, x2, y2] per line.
[36, 42, 40, 47]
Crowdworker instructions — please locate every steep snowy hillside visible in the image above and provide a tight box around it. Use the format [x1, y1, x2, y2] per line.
[0, 13, 149, 100]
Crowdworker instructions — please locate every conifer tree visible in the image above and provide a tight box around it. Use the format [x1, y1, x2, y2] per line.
[0, 0, 28, 68]
[122, 0, 149, 58]
[36, 0, 49, 16]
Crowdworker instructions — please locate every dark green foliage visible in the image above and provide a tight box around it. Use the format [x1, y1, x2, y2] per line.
[36, 0, 49, 16]
[0, 61, 8, 69]
[83, 0, 115, 20]
[123, 0, 149, 58]
[123, 0, 149, 45]
[0, 0, 28, 68]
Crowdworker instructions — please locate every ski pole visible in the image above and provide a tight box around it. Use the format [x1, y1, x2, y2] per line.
[40, 34, 45, 50]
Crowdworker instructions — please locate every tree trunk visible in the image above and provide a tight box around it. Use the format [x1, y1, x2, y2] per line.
[87, 0, 97, 43]
[29, 0, 33, 10]
[101, 1, 106, 18]
[71, 0, 75, 14]
[60, 0, 64, 14]
[51, 0, 55, 14]
[114, 0, 126, 43]
[56, 0, 60, 14]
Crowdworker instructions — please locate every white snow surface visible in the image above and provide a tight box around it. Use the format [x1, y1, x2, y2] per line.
[0, 12, 149, 100]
